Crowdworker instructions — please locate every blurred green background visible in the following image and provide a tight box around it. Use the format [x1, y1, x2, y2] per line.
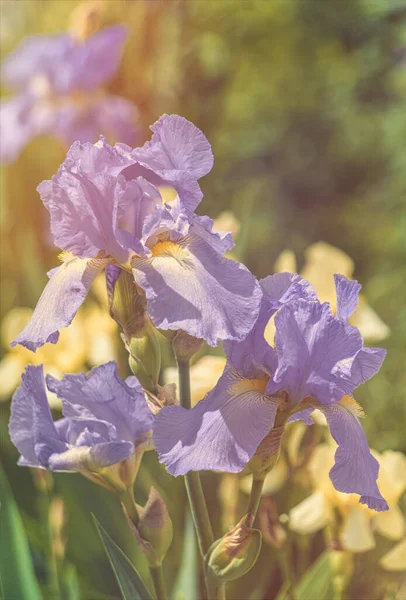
[1, 1, 405, 599]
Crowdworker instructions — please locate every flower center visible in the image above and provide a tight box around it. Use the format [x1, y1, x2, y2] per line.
[151, 240, 189, 260]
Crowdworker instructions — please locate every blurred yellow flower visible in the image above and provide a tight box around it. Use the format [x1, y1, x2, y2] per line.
[379, 537, 406, 572]
[0, 277, 118, 405]
[289, 437, 406, 554]
[164, 354, 226, 407]
[275, 242, 390, 342]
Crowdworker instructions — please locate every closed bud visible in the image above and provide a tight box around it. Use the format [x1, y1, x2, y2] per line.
[246, 426, 285, 479]
[171, 331, 203, 362]
[205, 515, 262, 584]
[84, 451, 144, 494]
[107, 268, 161, 392]
[124, 487, 173, 567]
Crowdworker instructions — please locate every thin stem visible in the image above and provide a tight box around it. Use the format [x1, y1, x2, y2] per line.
[150, 565, 168, 600]
[120, 487, 139, 526]
[177, 359, 219, 600]
[246, 477, 265, 527]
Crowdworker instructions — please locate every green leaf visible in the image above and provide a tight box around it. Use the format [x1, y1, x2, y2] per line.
[295, 551, 334, 600]
[92, 514, 154, 600]
[0, 466, 43, 600]
[170, 513, 199, 600]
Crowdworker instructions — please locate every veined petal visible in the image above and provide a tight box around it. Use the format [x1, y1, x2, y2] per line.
[319, 397, 388, 511]
[351, 347, 386, 387]
[9, 365, 66, 467]
[11, 256, 108, 351]
[334, 274, 361, 321]
[153, 364, 279, 475]
[132, 233, 262, 346]
[46, 362, 153, 444]
[268, 300, 363, 405]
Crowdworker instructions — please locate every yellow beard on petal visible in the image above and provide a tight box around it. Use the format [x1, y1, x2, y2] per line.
[151, 240, 190, 261]
[230, 377, 268, 396]
[338, 395, 365, 418]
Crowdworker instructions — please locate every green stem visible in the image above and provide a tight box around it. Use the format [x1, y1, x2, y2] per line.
[177, 360, 219, 600]
[150, 565, 168, 600]
[120, 487, 139, 526]
[246, 477, 265, 527]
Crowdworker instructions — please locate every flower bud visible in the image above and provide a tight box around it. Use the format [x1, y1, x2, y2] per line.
[124, 487, 173, 567]
[205, 515, 262, 584]
[107, 268, 161, 392]
[246, 426, 285, 479]
[83, 451, 143, 494]
[170, 330, 203, 362]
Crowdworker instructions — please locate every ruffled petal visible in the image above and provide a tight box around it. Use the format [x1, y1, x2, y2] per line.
[268, 300, 363, 405]
[132, 233, 262, 346]
[128, 114, 213, 211]
[334, 274, 361, 321]
[9, 365, 66, 467]
[153, 364, 279, 475]
[46, 362, 153, 444]
[320, 397, 388, 511]
[351, 347, 386, 387]
[11, 256, 108, 351]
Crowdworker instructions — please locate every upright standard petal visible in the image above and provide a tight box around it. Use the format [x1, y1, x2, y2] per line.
[128, 114, 213, 211]
[267, 300, 363, 405]
[154, 364, 279, 475]
[46, 362, 153, 444]
[319, 396, 388, 511]
[11, 256, 108, 351]
[334, 274, 361, 321]
[351, 346, 386, 386]
[132, 233, 262, 346]
[9, 365, 66, 467]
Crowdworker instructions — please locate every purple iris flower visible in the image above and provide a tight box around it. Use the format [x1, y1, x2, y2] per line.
[153, 273, 388, 512]
[0, 25, 137, 162]
[9, 362, 153, 489]
[11, 116, 262, 350]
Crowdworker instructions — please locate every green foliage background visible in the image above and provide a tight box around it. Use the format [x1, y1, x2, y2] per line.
[0, 1, 405, 599]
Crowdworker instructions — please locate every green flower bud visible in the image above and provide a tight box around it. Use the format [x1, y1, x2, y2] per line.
[108, 269, 161, 392]
[161, 329, 203, 362]
[124, 487, 173, 567]
[205, 515, 262, 584]
[246, 425, 285, 479]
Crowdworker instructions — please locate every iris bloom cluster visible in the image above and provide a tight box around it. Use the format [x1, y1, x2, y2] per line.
[154, 272, 388, 511]
[9, 362, 153, 490]
[11, 114, 262, 352]
[0, 25, 137, 162]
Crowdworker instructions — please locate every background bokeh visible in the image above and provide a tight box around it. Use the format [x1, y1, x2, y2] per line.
[1, 1, 405, 599]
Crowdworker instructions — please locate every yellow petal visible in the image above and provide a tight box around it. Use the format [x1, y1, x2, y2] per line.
[308, 444, 336, 493]
[0, 355, 25, 401]
[379, 538, 406, 572]
[165, 355, 226, 407]
[351, 300, 390, 342]
[213, 211, 241, 239]
[374, 505, 406, 541]
[1, 307, 34, 348]
[289, 491, 333, 535]
[286, 421, 308, 466]
[301, 242, 354, 308]
[274, 249, 297, 274]
[340, 506, 375, 553]
[377, 451, 406, 502]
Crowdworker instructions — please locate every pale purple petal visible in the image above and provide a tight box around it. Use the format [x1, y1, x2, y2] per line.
[334, 274, 361, 321]
[126, 114, 213, 211]
[132, 233, 263, 346]
[267, 300, 363, 405]
[0, 95, 37, 163]
[11, 256, 108, 351]
[320, 400, 388, 511]
[9, 365, 66, 467]
[287, 409, 315, 425]
[48, 441, 134, 472]
[224, 274, 317, 377]
[351, 347, 387, 386]
[46, 362, 153, 444]
[154, 364, 279, 475]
